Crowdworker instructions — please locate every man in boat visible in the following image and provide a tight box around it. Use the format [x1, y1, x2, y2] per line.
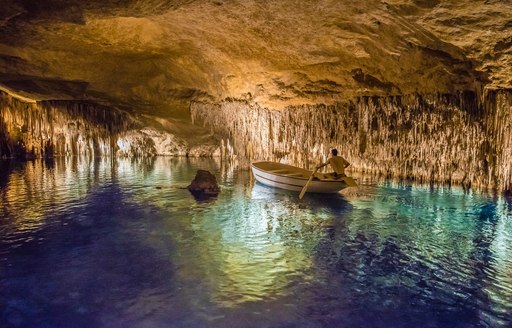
[316, 148, 350, 179]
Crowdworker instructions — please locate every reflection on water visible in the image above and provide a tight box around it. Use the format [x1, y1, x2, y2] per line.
[0, 158, 113, 240]
[0, 158, 511, 327]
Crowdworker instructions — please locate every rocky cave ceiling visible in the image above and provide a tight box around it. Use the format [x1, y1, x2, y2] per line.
[0, 0, 511, 118]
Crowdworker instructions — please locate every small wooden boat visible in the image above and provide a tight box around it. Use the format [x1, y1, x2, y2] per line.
[251, 161, 356, 194]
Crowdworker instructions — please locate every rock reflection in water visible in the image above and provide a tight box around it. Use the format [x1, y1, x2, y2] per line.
[0, 157, 511, 328]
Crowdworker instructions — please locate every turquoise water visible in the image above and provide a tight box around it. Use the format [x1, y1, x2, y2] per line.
[1, 157, 511, 328]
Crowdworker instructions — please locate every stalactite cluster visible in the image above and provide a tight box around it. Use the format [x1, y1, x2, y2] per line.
[191, 90, 512, 192]
[484, 90, 512, 192]
[0, 92, 215, 159]
[0, 93, 129, 158]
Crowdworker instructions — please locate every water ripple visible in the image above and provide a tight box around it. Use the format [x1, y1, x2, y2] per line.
[1, 158, 511, 327]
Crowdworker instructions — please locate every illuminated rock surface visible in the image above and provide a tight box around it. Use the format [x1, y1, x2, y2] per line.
[1, 0, 510, 109]
[192, 90, 512, 191]
[0, 92, 219, 158]
[0, 0, 511, 191]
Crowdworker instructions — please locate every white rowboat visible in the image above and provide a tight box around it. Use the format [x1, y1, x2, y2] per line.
[251, 161, 356, 194]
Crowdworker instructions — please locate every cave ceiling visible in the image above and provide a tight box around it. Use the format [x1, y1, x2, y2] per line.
[0, 0, 510, 118]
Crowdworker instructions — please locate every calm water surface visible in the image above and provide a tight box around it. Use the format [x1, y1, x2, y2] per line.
[1, 157, 511, 328]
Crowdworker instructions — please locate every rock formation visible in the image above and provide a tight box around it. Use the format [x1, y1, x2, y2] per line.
[187, 169, 221, 199]
[0, 0, 511, 191]
[0, 91, 219, 158]
[191, 90, 512, 191]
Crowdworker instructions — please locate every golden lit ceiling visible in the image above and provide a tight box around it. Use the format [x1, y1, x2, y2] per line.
[0, 0, 510, 117]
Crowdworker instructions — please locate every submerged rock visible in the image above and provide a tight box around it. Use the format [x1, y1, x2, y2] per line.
[187, 170, 220, 198]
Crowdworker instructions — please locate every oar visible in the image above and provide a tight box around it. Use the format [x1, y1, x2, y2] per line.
[299, 167, 319, 199]
[342, 176, 358, 187]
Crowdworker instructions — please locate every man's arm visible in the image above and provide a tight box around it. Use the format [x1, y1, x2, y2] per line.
[342, 157, 350, 168]
[316, 162, 328, 169]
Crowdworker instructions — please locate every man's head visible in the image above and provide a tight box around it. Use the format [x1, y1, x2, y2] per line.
[331, 148, 338, 156]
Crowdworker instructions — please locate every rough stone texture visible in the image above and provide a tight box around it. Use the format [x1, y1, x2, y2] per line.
[191, 90, 512, 192]
[0, 92, 127, 158]
[187, 169, 220, 198]
[0, 0, 510, 113]
[0, 0, 511, 191]
[0, 91, 219, 158]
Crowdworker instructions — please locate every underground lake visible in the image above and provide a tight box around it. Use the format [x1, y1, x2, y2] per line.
[1, 157, 511, 328]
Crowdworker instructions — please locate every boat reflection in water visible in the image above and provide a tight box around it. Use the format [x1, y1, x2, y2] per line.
[0, 157, 511, 327]
[251, 161, 354, 193]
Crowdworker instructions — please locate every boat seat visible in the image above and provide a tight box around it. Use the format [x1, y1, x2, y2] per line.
[315, 173, 341, 180]
[286, 173, 306, 177]
[269, 169, 289, 173]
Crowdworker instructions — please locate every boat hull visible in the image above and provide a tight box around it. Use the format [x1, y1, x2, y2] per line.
[251, 161, 348, 193]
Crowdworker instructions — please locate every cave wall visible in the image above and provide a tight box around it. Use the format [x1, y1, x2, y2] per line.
[3, 87, 511, 192]
[0, 93, 128, 158]
[191, 90, 512, 192]
[0, 92, 217, 159]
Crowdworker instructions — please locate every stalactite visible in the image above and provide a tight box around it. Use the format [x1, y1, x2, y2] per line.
[0, 92, 216, 159]
[191, 90, 512, 192]
[0, 93, 130, 158]
[482, 89, 512, 192]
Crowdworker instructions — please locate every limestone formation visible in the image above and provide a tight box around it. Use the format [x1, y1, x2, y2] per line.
[0, 91, 219, 158]
[0, 0, 511, 192]
[191, 90, 512, 192]
[0, 0, 510, 111]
